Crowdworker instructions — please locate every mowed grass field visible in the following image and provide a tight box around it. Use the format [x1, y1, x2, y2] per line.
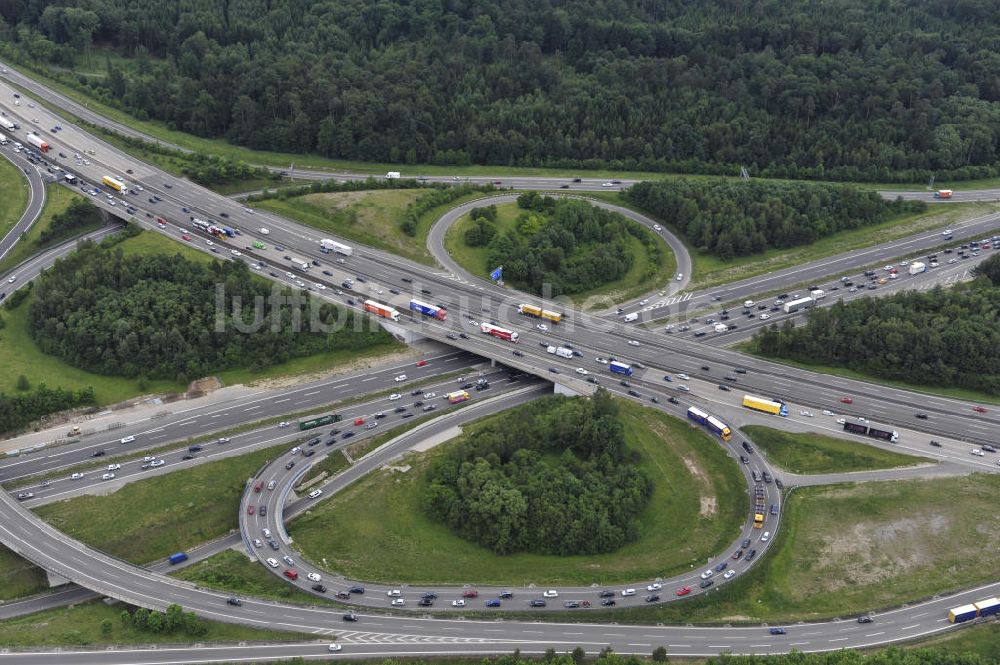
[0, 153, 30, 244]
[34, 443, 288, 564]
[255, 189, 431, 264]
[0, 544, 47, 601]
[288, 399, 746, 586]
[569, 474, 1000, 624]
[173, 550, 330, 605]
[444, 201, 672, 307]
[0, 184, 88, 276]
[742, 426, 928, 474]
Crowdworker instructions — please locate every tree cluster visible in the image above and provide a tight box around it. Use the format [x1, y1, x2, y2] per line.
[0, 383, 95, 435]
[476, 194, 658, 297]
[119, 603, 207, 636]
[36, 198, 103, 247]
[6, 1, 1000, 181]
[626, 179, 926, 259]
[464, 205, 499, 247]
[753, 283, 1000, 395]
[25, 238, 392, 384]
[109, 133, 274, 187]
[421, 391, 652, 555]
[972, 252, 1000, 286]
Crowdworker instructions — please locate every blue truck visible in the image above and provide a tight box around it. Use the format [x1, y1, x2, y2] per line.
[687, 406, 708, 425]
[222, 227, 236, 238]
[609, 361, 633, 376]
[168, 552, 189, 565]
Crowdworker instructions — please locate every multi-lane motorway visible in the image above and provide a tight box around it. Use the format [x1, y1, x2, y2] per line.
[0, 61, 998, 661]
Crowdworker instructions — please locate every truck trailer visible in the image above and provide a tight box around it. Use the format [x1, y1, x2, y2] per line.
[935, 189, 953, 199]
[447, 390, 470, 404]
[609, 361, 633, 376]
[687, 406, 708, 425]
[480, 323, 518, 342]
[102, 175, 126, 193]
[319, 239, 353, 256]
[742, 394, 788, 417]
[706, 416, 732, 441]
[25, 132, 49, 152]
[0, 118, 16, 132]
[363, 300, 400, 322]
[908, 262, 926, 275]
[409, 299, 446, 321]
[783, 297, 815, 314]
[843, 421, 899, 443]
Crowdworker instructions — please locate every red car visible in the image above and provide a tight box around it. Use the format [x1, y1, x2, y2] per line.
[462, 589, 478, 598]
[675, 586, 691, 596]
[840, 397, 853, 404]
[181, 234, 191, 241]
[283, 569, 298, 580]
[254, 480, 263, 493]
[973, 406, 988, 413]
[354, 417, 365, 426]
[493, 180, 502, 185]
[247, 504, 255, 515]
[416, 360, 428, 367]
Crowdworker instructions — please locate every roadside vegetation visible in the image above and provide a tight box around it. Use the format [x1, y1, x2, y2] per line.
[446, 194, 668, 303]
[741, 426, 928, 474]
[0, 184, 92, 276]
[173, 550, 330, 605]
[0, 600, 306, 647]
[288, 397, 745, 585]
[33, 442, 288, 564]
[0, 152, 30, 243]
[0, 544, 48, 601]
[753, 279, 1000, 395]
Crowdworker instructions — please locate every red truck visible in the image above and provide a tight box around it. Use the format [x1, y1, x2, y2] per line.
[480, 323, 519, 342]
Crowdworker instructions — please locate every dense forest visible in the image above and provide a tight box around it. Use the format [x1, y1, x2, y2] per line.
[468, 192, 659, 296]
[5, 1, 1000, 181]
[25, 237, 392, 383]
[753, 277, 1000, 395]
[35, 197, 103, 246]
[421, 391, 652, 555]
[0, 383, 95, 435]
[625, 179, 926, 258]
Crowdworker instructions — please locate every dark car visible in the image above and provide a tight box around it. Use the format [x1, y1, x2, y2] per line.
[529, 599, 547, 607]
[259, 505, 267, 517]
[343, 613, 359, 622]
[668, 396, 680, 404]
[627, 390, 640, 397]
[645, 594, 660, 603]
[742, 538, 752, 549]
[323, 270, 333, 276]
[857, 615, 874, 624]
[226, 597, 242, 606]
[742, 441, 754, 454]
[718, 384, 731, 391]
[915, 413, 928, 419]
[548, 368, 560, 374]
[303, 449, 315, 457]
[930, 440, 942, 447]
[341, 431, 355, 439]
[182, 454, 195, 460]
[699, 579, 714, 589]
[732, 549, 743, 559]
[745, 548, 757, 561]
[92, 450, 106, 457]
[769, 627, 787, 635]
[285, 460, 295, 469]
[349, 586, 365, 594]
[739, 455, 749, 464]
[418, 598, 434, 606]
[774, 478, 784, 490]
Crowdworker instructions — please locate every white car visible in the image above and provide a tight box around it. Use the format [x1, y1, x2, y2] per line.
[627, 340, 640, 346]
[575, 368, 588, 375]
[676, 272, 683, 280]
[724, 569, 736, 579]
[307, 572, 322, 582]
[700, 570, 713, 580]
[821, 410, 833, 416]
[205, 239, 214, 246]
[120, 435, 135, 444]
[653, 224, 662, 231]
[282, 555, 295, 565]
[602, 182, 614, 187]
[70, 473, 83, 480]
[799, 410, 813, 417]
[285, 271, 295, 278]
[143, 456, 157, 462]
[595, 357, 608, 364]
[253, 539, 262, 548]
[883, 265, 893, 271]
[677, 373, 689, 380]
[101, 472, 116, 481]
[677, 385, 690, 391]
[836, 418, 846, 424]
[394, 374, 407, 382]
[621, 588, 637, 597]
[308, 489, 323, 499]
[295, 281, 306, 287]
[900, 260, 909, 266]
[259, 227, 269, 234]
[646, 583, 662, 591]
[536, 323, 548, 331]
[759, 313, 770, 320]
[231, 249, 241, 257]
[468, 320, 479, 327]
[423, 392, 437, 399]
[542, 589, 559, 598]
[389, 393, 402, 401]
[314, 283, 326, 290]
[972, 448, 985, 457]
[265, 558, 279, 568]
[639, 298, 649, 306]
[150, 459, 165, 467]
[761, 531, 771, 542]
[451, 599, 466, 607]
[387, 589, 402, 597]
[328, 644, 342, 652]
[278, 421, 290, 428]
[107, 463, 121, 471]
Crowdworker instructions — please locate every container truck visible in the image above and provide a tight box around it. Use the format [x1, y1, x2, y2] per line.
[809, 289, 825, 300]
[25, 132, 48, 152]
[0, 118, 16, 132]
[553, 347, 573, 359]
[299, 414, 341, 431]
[447, 390, 470, 404]
[409, 299, 447, 321]
[742, 394, 788, 417]
[623, 312, 639, 322]
[706, 416, 732, 441]
[908, 262, 926, 275]
[687, 407, 708, 425]
[518, 304, 562, 323]
[609, 361, 633, 376]
[480, 323, 518, 342]
[0, 131, 7, 145]
[541, 309, 563, 323]
[949, 604, 978, 623]
[102, 175, 126, 193]
[934, 189, 953, 199]
[843, 421, 899, 443]
[974, 598, 1000, 618]
[320, 239, 353, 256]
[753, 485, 766, 528]
[168, 552, 189, 565]
[783, 297, 815, 314]
[363, 300, 400, 322]
[222, 227, 236, 238]
[289, 257, 309, 271]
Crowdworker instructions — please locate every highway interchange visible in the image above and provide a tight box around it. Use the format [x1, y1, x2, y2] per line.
[0, 61, 998, 661]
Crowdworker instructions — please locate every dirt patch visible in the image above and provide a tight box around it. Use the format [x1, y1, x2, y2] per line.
[681, 456, 717, 517]
[188, 377, 222, 396]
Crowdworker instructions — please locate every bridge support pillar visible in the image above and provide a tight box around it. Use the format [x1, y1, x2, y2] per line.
[379, 321, 424, 344]
[553, 382, 583, 397]
[46, 570, 71, 588]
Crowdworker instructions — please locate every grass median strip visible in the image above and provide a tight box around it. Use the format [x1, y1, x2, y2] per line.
[172, 550, 334, 606]
[0, 544, 48, 602]
[741, 426, 928, 474]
